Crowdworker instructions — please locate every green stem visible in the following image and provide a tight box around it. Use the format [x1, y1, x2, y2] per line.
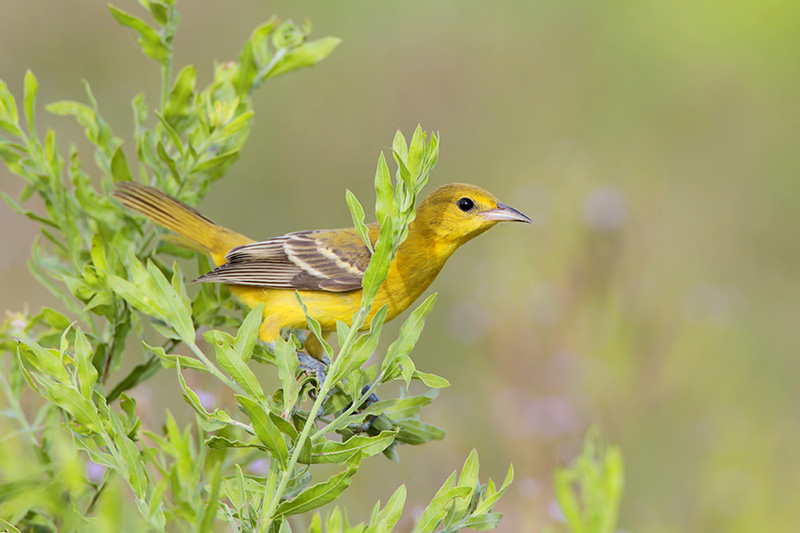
[250, 47, 287, 94]
[0, 368, 39, 448]
[160, 57, 171, 111]
[258, 457, 281, 529]
[311, 371, 385, 440]
[187, 341, 245, 396]
[260, 309, 368, 524]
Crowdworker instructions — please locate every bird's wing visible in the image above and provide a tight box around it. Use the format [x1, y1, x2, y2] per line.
[193, 229, 370, 292]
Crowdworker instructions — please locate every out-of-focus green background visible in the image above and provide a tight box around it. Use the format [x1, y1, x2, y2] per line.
[2, 1, 799, 531]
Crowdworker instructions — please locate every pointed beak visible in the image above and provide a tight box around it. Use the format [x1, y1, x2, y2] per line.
[481, 202, 533, 224]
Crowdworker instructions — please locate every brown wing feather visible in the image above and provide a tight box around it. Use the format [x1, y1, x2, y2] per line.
[193, 229, 370, 292]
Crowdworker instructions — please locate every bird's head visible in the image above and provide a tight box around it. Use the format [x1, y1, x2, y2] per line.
[414, 183, 532, 252]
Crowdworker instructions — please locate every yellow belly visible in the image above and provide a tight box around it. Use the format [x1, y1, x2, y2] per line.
[230, 257, 440, 344]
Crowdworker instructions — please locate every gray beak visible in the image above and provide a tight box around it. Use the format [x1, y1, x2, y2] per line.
[481, 202, 533, 223]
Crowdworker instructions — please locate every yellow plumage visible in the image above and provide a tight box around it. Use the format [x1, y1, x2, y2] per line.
[111, 182, 531, 357]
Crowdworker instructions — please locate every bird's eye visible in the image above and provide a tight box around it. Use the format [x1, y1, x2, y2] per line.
[457, 197, 474, 212]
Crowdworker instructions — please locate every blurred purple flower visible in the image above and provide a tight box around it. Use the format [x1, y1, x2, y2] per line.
[248, 458, 269, 476]
[548, 498, 566, 522]
[194, 389, 217, 411]
[86, 461, 107, 483]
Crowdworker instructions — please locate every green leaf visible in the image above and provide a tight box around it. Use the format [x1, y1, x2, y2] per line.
[391, 130, 408, 166]
[274, 336, 300, 416]
[331, 304, 388, 384]
[74, 328, 98, 399]
[412, 482, 471, 533]
[382, 294, 437, 387]
[263, 37, 341, 80]
[412, 370, 450, 389]
[47, 100, 97, 140]
[346, 189, 374, 253]
[110, 146, 133, 182]
[205, 436, 256, 450]
[109, 5, 169, 64]
[474, 464, 514, 515]
[238, 395, 288, 468]
[444, 450, 481, 527]
[198, 459, 223, 533]
[270, 411, 299, 440]
[147, 261, 194, 343]
[23, 70, 37, 134]
[41, 307, 71, 330]
[234, 302, 265, 362]
[295, 292, 333, 358]
[236, 41, 258, 96]
[460, 513, 503, 530]
[368, 484, 406, 532]
[0, 118, 22, 138]
[46, 379, 103, 431]
[206, 330, 265, 402]
[192, 150, 240, 174]
[396, 420, 445, 446]
[360, 216, 394, 305]
[0, 190, 58, 228]
[458, 449, 480, 492]
[361, 393, 435, 420]
[406, 125, 426, 185]
[164, 65, 197, 132]
[373, 152, 394, 227]
[221, 110, 254, 136]
[552, 429, 624, 533]
[17, 337, 70, 384]
[146, 342, 208, 372]
[276, 454, 361, 517]
[154, 110, 184, 160]
[90, 233, 109, 275]
[147, 1, 168, 25]
[0, 79, 19, 124]
[0, 519, 21, 533]
[156, 140, 179, 178]
[176, 361, 213, 419]
[309, 430, 397, 464]
[0, 141, 25, 170]
[109, 409, 149, 495]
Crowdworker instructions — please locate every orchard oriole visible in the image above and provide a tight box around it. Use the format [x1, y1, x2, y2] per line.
[111, 182, 531, 358]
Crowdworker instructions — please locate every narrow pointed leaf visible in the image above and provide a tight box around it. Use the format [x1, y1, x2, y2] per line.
[310, 430, 397, 464]
[238, 395, 288, 468]
[275, 455, 361, 517]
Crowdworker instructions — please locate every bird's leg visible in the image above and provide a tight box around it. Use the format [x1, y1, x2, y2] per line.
[296, 351, 377, 426]
[299, 333, 334, 416]
[296, 350, 331, 404]
[300, 335, 380, 431]
[348, 386, 380, 433]
[264, 335, 380, 431]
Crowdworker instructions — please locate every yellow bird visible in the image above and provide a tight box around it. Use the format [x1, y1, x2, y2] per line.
[111, 182, 531, 357]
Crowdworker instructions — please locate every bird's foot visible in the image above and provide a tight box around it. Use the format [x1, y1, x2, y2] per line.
[296, 352, 331, 417]
[295, 352, 379, 431]
[349, 386, 380, 433]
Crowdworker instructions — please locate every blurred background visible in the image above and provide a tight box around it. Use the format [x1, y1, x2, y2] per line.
[2, 0, 800, 531]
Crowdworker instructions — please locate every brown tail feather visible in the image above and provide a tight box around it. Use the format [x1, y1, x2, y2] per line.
[111, 182, 253, 265]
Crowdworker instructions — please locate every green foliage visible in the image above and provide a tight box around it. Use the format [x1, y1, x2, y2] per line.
[307, 451, 513, 533]
[545, 428, 625, 533]
[0, 2, 515, 531]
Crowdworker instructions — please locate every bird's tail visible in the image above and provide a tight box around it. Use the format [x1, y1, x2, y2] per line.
[111, 182, 253, 265]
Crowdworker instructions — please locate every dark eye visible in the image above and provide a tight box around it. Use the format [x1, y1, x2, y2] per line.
[457, 197, 474, 212]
